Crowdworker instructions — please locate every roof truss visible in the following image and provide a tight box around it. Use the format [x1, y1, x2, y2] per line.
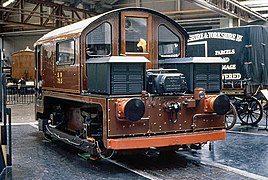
[0, 0, 97, 31]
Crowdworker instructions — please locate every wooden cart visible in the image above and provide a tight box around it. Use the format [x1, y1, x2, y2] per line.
[187, 26, 268, 129]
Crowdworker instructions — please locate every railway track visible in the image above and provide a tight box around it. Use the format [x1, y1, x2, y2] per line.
[2, 123, 267, 179]
[108, 147, 268, 180]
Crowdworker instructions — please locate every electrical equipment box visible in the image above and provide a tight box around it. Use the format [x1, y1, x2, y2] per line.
[86, 56, 149, 95]
[160, 57, 227, 93]
[146, 69, 187, 95]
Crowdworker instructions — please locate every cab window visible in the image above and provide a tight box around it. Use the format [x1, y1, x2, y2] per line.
[158, 25, 180, 58]
[125, 17, 148, 53]
[56, 39, 75, 65]
[86, 22, 111, 57]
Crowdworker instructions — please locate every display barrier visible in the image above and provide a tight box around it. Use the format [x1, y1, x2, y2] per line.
[6, 85, 35, 105]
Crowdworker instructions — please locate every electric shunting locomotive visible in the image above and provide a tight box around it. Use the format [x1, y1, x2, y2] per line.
[35, 7, 230, 159]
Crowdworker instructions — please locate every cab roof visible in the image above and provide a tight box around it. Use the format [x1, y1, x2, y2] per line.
[35, 7, 189, 45]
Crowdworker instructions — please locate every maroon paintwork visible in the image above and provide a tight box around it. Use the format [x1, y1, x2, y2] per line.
[35, 8, 226, 152]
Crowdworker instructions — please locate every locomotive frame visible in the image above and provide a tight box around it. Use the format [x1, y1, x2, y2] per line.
[34, 7, 229, 159]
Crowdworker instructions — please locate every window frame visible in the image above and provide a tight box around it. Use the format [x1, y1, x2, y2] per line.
[158, 24, 181, 59]
[56, 38, 76, 66]
[120, 11, 152, 57]
[85, 22, 112, 58]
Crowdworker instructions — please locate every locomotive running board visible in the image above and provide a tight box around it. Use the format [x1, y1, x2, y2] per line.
[107, 130, 226, 150]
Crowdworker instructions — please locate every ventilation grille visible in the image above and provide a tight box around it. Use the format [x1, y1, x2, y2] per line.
[194, 64, 221, 92]
[111, 64, 144, 94]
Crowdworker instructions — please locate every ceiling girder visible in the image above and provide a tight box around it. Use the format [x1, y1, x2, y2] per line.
[0, 0, 97, 31]
[186, 0, 267, 22]
[23, 3, 39, 23]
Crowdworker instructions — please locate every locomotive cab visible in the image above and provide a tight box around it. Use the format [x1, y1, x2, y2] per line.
[35, 7, 229, 159]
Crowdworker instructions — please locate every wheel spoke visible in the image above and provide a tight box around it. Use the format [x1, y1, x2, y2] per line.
[252, 111, 260, 116]
[239, 110, 247, 115]
[227, 118, 232, 123]
[246, 114, 249, 124]
[252, 104, 259, 109]
[251, 113, 258, 121]
[249, 114, 254, 123]
[252, 109, 260, 113]
[251, 103, 257, 110]
[240, 113, 247, 120]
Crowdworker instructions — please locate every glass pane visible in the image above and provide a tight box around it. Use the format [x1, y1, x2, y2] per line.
[125, 17, 148, 53]
[57, 40, 75, 65]
[158, 25, 180, 58]
[86, 23, 111, 57]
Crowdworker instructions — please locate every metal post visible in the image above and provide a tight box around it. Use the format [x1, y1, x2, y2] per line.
[0, 47, 5, 175]
[265, 109, 268, 131]
[7, 108, 11, 166]
[0, 151, 4, 175]
[3, 72, 11, 166]
[0, 49, 6, 145]
[1, 74, 6, 145]
[0, 49, 2, 123]
[0, 49, 12, 172]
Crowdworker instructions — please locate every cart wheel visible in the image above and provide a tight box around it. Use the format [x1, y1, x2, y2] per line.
[237, 96, 263, 125]
[225, 102, 237, 130]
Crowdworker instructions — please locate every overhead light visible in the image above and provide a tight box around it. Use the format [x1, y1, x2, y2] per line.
[240, 0, 268, 6]
[3, 0, 15, 7]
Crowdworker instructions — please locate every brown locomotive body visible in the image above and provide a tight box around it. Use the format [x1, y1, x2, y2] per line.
[35, 7, 229, 159]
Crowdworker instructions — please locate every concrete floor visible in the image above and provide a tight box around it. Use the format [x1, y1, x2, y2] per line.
[2, 125, 261, 180]
[8, 103, 35, 124]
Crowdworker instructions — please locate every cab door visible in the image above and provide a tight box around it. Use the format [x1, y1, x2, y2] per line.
[120, 11, 154, 69]
[54, 38, 80, 93]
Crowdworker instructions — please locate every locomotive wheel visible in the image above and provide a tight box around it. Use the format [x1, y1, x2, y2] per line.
[237, 96, 263, 125]
[225, 102, 237, 130]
